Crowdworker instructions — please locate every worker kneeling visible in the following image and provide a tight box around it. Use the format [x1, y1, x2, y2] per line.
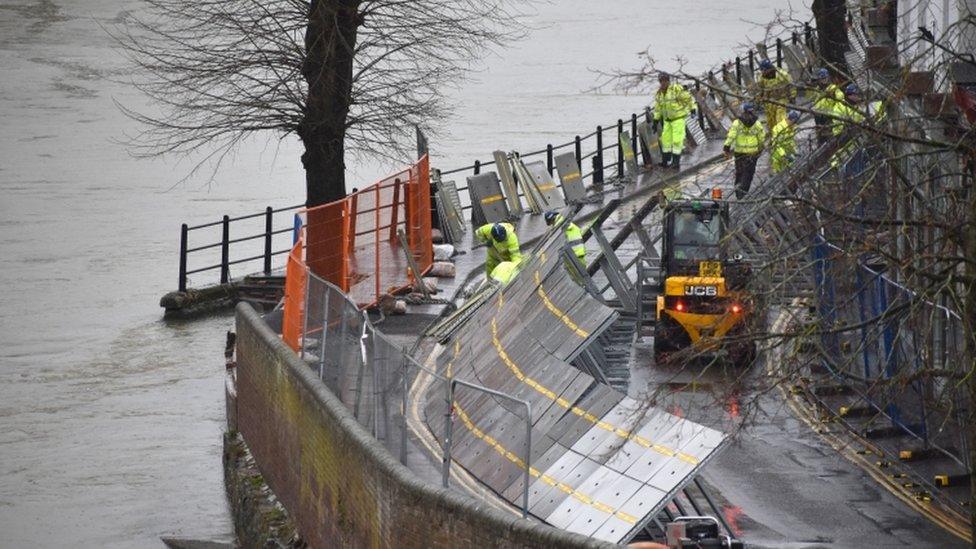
[544, 211, 586, 265]
[723, 102, 766, 198]
[475, 222, 522, 277]
[770, 110, 801, 174]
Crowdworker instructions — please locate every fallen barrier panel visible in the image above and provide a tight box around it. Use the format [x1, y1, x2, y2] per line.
[425, 228, 727, 544]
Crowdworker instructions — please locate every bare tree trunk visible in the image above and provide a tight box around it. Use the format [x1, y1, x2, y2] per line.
[301, 0, 362, 207]
[812, 0, 850, 73]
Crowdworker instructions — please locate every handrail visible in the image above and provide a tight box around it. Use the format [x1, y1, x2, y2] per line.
[175, 20, 817, 293]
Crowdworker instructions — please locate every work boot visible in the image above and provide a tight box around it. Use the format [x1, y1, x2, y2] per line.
[659, 152, 672, 168]
[670, 154, 681, 171]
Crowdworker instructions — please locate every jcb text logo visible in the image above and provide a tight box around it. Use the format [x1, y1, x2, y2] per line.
[684, 285, 717, 296]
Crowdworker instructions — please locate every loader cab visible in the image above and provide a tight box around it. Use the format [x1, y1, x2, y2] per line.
[661, 198, 729, 283]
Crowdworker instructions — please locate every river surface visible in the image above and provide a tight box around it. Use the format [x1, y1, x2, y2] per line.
[0, 1, 800, 546]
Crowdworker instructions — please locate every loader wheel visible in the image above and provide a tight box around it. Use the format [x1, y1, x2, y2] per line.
[653, 315, 688, 366]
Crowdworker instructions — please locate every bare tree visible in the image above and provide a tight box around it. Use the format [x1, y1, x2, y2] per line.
[113, 0, 527, 206]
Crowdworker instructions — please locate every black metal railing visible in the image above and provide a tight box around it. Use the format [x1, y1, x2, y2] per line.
[178, 203, 303, 291]
[173, 21, 818, 292]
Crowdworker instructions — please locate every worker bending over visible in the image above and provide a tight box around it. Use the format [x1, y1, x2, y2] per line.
[651, 72, 696, 171]
[756, 59, 796, 130]
[475, 222, 522, 277]
[812, 68, 845, 144]
[723, 102, 766, 198]
[544, 211, 586, 265]
[770, 110, 801, 174]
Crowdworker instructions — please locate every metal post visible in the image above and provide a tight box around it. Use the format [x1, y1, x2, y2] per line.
[595, 126, 604, 182]
[695, 80, 705, 130]
[574, 135, 582, 167]
[301, 270, 311, 360]
[400, 354, 409, 466]
[792, 31, 799, 45]
[776, 37, 783, 67]
[805, 22, 813, 48]
[546, 144, 554, 175]
[178, 223, 188, 292]
[735, 56, 742, 85]
[630, 113, 638, 161]
[389, 178, 401, 242]
[473, 159, 481, 175]
[592, 156, 603, 186]
[748, 50, 755, 74]
[318, 286, 330, 376]
[616, 119, 624, 176]
[263, 207, 273, 274]
[441, 380, 455, 489]
[220, 215, 230, 284]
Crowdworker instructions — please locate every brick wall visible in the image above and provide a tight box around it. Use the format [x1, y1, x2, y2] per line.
[234, 303, 613, 549]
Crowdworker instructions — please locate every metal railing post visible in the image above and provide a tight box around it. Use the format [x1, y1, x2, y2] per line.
[805, 22, 813, 48]
[574, 135, 582, 167]
[792, 31, 799, 45]
[595, 126, 604, 182]
[748, 50, 755, 74]
[630, 113, 638, 160]
[473, 160, 481, 175]
[546, 144, 554, 175]
[735, 56, 742, 85]
[220, 215, 230, 284]
[263, 207, 273, 274]
[593, 156, 603, 186]
[178, 223, 188, 292]
[616, 119, 624, 176]
[776, 37, 783, 67]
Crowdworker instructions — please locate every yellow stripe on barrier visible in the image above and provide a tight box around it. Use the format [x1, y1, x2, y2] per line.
[533, 270, 589, 338]
[562, 171, 581, 180]
[488, 318, 698, 465]
[537, 183, 557, 191]
[450, 404, 638, 524]
[481, 194, 505, 204]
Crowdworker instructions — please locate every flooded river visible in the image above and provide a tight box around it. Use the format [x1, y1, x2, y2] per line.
[0, 1, 798, 546]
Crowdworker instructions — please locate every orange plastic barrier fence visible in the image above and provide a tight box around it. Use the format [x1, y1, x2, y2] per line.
[282, 155, 433, 350]
[305, 154, 432, 307]
[282, 239, 307, 351]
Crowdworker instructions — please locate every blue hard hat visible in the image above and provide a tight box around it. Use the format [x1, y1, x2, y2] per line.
[490, 223, 507, 242]
[759, 59, 774, 70]
[544, 211, 558, 225]
[845, 83, 860, 95]
[742, 102, 755, 112]
[787, 110, 801, 122]
[817, 68, 830, 79]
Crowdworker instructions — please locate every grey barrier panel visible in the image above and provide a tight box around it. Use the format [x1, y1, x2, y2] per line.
[467, 171, 511, 224]
[524, 160, 566, 210]
[618, 131, 639, 176]
[692, 89, 729, 133]
[706, 72, 739, 121]
[423, 221, 728, 543]
[555, 151, 586, 203]
[684, 113, 706, 148]
[636, 120, 663, 166]
[741, 65, 756, 86]
[782, 44, 809, 81]
[493, 150, 523, 216]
